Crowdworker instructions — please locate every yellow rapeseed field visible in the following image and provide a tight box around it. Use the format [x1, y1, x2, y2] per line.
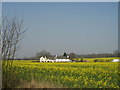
[10, 59, 120, 88]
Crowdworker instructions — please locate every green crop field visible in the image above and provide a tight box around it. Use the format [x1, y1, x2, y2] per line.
[3, 59, 119, 88]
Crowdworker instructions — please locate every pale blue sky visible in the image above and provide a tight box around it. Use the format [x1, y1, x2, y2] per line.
[3, 2, 118, 58]
[0, 1, 1, 19]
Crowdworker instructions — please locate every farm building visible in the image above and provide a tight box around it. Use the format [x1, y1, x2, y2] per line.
[55, 59, 72, 62]
[112, 59, 120, 62]
[39, 56, 72, 62]
[39, 56, 49, 62]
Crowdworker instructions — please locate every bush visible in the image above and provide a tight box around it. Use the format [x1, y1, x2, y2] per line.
[94, 59, 99, 62]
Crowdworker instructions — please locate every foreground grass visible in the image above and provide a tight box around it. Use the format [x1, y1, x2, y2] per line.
[18, 79, 64, 88]
[7, 60, 119, 88]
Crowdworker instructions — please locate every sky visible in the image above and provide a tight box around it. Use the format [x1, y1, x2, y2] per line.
[119, 2, 120, 52]
[2, 2, 118, 58]
[0, 1, 2, 52]
[2, 0, 120, 2]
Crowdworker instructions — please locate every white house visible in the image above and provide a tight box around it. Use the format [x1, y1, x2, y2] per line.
[112, 59, 120, 62]
[39, 56, 50, 62]
[39, 56, 72, 62]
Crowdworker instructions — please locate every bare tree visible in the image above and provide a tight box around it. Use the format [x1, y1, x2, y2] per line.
[2, 16, 26, 88]
[113, 50, 120, 57]
[35, 50, 51, 59]
[69, 52, 76, 59]
[0, 16, 2, 89]
[2, 16, 26, 60]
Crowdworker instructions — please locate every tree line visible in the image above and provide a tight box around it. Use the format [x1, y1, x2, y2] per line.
[19, 50, 120, 60]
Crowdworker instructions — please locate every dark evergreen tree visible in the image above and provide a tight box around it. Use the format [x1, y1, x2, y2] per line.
[63, 52, 67, 57]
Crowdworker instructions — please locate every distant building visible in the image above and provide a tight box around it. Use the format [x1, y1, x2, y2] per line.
[39, 55, 72, 62]
[55, 59, 72, 62]
[39, 56, 48, 62]
[112, 59, 120, 62]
